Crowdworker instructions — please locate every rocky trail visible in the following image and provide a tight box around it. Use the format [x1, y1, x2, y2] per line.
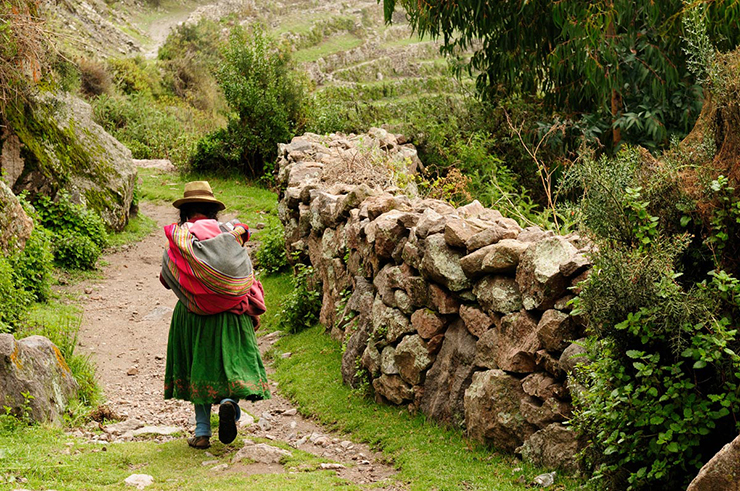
[69, 200, 400, 489]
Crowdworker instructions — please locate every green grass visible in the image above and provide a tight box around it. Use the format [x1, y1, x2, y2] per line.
[0, 425, 365, 490]
[137, 168, 279, 229]
[293, 33, 365, 63]
[272, 326, 586, 491]
[107, 212, 158, 249]
[258, 272, 294, 334]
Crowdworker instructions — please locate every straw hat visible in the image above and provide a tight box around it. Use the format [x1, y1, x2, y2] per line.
[172, 181, 226, 210]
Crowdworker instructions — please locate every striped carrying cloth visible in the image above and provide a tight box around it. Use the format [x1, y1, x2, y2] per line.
[160, 222, 255, 315]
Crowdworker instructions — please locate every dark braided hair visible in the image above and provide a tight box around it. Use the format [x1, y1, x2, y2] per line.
[178, 202, 220, 225]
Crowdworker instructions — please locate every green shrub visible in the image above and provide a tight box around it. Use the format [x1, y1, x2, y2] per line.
[9, 224, 53, 301]
[0, 256, 31, 333]
[566, 147, 740, 490]
[254, 224, 288, 274]
[106, 57, 161, 97]
[53, 232, 101, 270]
[33, 193, 107, 270]
[279, 264, 321, 333]
[191, 24, 309, 177]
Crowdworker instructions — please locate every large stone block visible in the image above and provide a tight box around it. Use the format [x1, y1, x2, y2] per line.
[459, 304, 495, 338]
[420, 320, 476, 426]
[497, 310, 541, 373]
[410, 309, 447, 339]
[464, 369, 536, 452]
[473, 276, 523, 314]
[0, 334, 79, 425]
[0, 181, 33, 255]
[516, 237, 578, 310]
[480, 239, 530, 273]
[517, 423, 581, 472]
[537, 309, 577, 352]
[341, 321, 370, 388]
[420, 234, 472, 292]
[687, 433, 740, 491]
[373, 374, 414, 405]
[395, 335, 433, 385]
[372, 297, 413, 344]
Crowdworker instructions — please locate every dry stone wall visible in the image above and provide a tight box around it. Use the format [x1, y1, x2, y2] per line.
[277, 129, 591, 471]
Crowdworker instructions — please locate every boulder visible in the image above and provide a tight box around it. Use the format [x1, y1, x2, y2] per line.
[516, 237, 578, 310]
[517, 423, 580, 472]
[460, 243, 498, 277]
[459, 304, 495, 338]
[404, 275, 429, 307]
[0, 334, 79, 424]
[372, 297, 413, 343]
[380, 346, 399, 375]
[8, 93, 136, 231]
[341, 320, 370, 388]
[410, 309, 447, 339]
[0, 128, 24, 187]
[521, 372, 564, 400]
[559, 340, 588, 375]
[687, 433, 740, 491]
[474, 328, 499, 370]
[444, 218, 485, 249]
[473, 276, 523, 314]
[428, 283, 460, 314]
[464, 369, 536, 452]
[373, 374, 414, 405]
[480, 239, 529, 273]
[497, 310, 541, 373]
[420, 234, 472, 292]
[361, 342, 381, 377]
[536, 309, 577, 352]
[0, 180, 33, 254]
[519, 396, 571, 428]
[395, 335, 433, 385]
[416, 208, 447, 238]
[369, 210, 412, 258]
[465, 223, 520, 251]
[420, 320, 477, 426]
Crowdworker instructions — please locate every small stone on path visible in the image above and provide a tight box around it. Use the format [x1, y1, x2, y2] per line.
[232, 441, 292, 464]
[132, 425, 181, 436]
[320, 463, 346, 470]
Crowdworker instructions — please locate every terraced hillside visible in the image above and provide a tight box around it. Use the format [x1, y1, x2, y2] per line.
[256, 0, 472, 127]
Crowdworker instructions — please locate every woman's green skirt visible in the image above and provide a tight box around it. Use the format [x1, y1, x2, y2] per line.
[164, 301, 271, 405]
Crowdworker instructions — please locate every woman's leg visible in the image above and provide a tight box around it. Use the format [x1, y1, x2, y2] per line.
[194, 403, 212, 437]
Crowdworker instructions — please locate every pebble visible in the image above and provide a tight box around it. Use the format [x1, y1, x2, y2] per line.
[282, 408, 297, 416]
[320, 463, 346, 470]
[124, 474, 154, 489]
[211, 464, 229, 472]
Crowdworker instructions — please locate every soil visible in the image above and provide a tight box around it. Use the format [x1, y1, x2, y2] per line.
[72, 200, 401, 489]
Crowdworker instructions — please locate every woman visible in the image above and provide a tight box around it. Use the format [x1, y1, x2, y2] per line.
[160, 181, 270, 449]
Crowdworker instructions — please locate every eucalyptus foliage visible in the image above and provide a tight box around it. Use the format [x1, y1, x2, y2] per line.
[382, 0, 740, 148]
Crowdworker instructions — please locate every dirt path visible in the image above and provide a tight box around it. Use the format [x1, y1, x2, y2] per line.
[73, 201, 400, 489]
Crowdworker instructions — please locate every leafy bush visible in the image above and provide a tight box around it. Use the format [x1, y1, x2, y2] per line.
[566, 147, 740, 490]
[33, 193, 107, 270]
[106, 57, 161, 97]
[279, 264, 321, 333]
[9, 224, 53, 301]
[0, 256, 31, 333]
[191, 25, 309, 177]
[254, 224, 288, 274]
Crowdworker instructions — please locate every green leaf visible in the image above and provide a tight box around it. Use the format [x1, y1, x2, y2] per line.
[693, 360, 707, 369]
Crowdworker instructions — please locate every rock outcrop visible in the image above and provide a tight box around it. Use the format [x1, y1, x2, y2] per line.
[277, 129, 592, 470]
[686, 433, 740, 491]
[2, 92, 137, 231]
[0, 334, 79, 425]
[0, 180, 33, 255]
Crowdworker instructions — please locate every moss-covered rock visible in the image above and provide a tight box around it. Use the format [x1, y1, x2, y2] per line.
[2, 92, 136, 231]
[0, 180, 33, 255]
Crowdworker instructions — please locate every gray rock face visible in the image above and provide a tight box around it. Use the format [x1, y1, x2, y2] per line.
[420, 234, 472, 292]
[473, 276, 523, 314]
[420, 321, 477, 426]
[394, 334, 432, 385]
[0, 334, 79, 424]
[341, 321, 370, 388]
[497, 310, 541, 373]
[516, 237, 578, 310]
[0, 180, 33, 255]
[537, 310, 577, 352]
[372, 297, 413, 343]
[517, 423, 580, 472]
[9, 93, 136, 231]
[464, 369, 536, 452]
[373, 374, 414, 405]
[687, 433, 740, 491]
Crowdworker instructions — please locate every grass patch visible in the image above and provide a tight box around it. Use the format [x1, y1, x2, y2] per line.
[0, 425, 363, 490]
[107, 212, 158, 249]
[272, 326, 586, 491]
[293, 33, 365, 63]
[137, 168, 279, 228]
[258, 271, 294, 334]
